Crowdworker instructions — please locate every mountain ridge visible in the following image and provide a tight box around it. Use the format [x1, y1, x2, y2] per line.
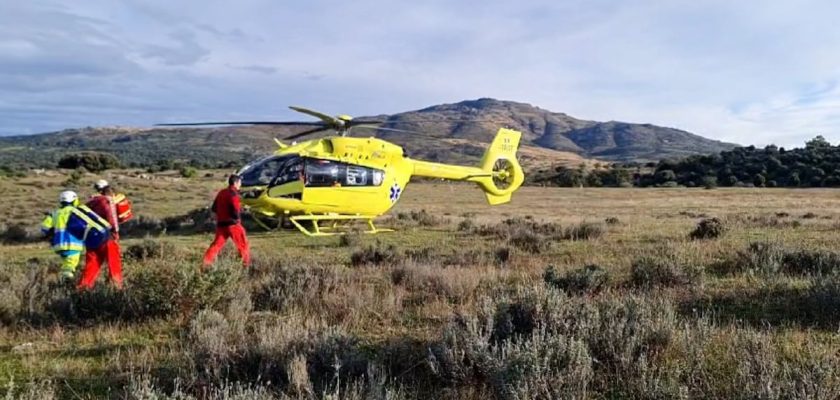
[0, 98, 737, 170]
[378, 98, 736, 161]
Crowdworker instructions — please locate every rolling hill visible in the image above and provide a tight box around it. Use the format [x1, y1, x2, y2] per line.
[0, 98, 736, 171]
[378, 98, 737, 161]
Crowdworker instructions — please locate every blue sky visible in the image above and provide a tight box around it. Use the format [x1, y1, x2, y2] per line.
[1, 0, 838, 147]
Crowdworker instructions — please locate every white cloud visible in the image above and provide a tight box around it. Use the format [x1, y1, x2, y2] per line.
[0, 0, 838, 148]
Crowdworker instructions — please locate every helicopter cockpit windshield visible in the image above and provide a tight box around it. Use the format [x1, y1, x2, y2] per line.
[237, 155, 291, 187]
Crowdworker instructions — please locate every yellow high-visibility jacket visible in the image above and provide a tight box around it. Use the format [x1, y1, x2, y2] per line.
[41, 204, 111, 251]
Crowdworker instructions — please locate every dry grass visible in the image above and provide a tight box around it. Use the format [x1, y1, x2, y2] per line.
[1, 170, 840, 397]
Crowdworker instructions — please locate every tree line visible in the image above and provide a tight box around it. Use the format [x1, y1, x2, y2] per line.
[532, 136, 840, 188]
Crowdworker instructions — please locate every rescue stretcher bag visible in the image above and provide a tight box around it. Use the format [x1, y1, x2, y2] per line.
[114, 193, 133, 223]
[66, 206, 111, 249]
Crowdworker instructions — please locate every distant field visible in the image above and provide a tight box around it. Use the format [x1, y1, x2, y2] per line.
[0, 170, 838, 398]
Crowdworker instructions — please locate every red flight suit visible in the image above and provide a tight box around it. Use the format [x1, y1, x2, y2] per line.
[79, 194, 123, 290]
[203, 186, 250, 268]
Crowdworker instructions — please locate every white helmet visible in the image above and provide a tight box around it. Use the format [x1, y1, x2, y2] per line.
[94, 179, 109, 190]
[59, 190, 78, 204]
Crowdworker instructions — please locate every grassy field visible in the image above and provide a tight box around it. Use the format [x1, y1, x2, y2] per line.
[0, 170, 839, 399]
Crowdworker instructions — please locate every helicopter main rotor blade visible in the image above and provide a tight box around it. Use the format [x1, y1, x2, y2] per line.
[289, 106, 338, 124]
[354, 125, 426, 135]
[284, 126, 332, 140]
[377, 118, 501, 125]
[156, 121, 324, 126]
[347, 120, 385, 126]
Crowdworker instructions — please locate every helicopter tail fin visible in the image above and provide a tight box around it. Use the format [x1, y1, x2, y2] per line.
[475, 128, 525, 205]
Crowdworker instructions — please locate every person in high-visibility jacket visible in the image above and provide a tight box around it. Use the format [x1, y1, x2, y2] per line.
[79, 180, 125, 290]
[41, 191, 112, 279]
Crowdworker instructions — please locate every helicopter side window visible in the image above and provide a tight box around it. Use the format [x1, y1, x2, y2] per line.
[238, 155, 288, 187]
[346, 166, 368, 186]
[344, 165, 384, 186]
[303, 158, 384, 187]
[305, 159, 344, 187]
[271, 156, 304, 187]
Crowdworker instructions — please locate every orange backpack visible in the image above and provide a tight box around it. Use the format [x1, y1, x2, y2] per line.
[113, 193, 133, 223]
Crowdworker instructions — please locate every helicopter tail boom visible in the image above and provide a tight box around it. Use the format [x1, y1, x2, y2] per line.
[410, 128, 524, 205]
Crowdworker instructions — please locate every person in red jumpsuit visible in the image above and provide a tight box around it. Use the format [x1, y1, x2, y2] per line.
[203, 174, 251, 269]
[79, 179, 123, 290]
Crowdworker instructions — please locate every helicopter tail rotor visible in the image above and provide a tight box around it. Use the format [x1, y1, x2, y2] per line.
[475, 128, 525, 205]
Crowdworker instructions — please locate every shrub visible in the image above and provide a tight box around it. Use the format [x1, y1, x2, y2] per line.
[562, 222, 605, 240]
[125, 239, 177, 260]
[457, 218, 475, 232]
[716, 243, 840, 277]
[476, 218, 563, 239]
[544, 265, 610, 294]
[689, 217, 726, 240]
[1, 379, 56, 400]
[428, 288, 679, 398]
[338, 232, 363, 247]
[508, 228, 549, 253]
[781, 249, 840, 275]
[631, 250, 703, 288]
[252, 265, 340, 312]
[0, 287, 22, 325]
[1, 224, 33, 244]
[494, 246, 512, 265]
[179, 166, 197, 178]
[394, 209, 444, 227]
[702, 176, 717, 189]
[190, 309, 237, 381]
[125, 377, 278, 400]
[121, 215, 166, 237]
[62, 168, 85, 186]
[57, 152, 120, 172]
[350, 243, 401, 266]
[163, 207, 215, 233]
[732, 241, 784, 276]
[490, 330, 593, 399]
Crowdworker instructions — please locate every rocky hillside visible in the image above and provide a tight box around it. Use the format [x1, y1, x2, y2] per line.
[378, 98, 736, 161]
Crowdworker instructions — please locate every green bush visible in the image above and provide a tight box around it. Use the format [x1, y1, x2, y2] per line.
[179, 166, 197, 178]
[57, 152, 120, 172]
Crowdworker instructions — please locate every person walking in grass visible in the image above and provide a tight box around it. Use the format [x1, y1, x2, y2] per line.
[41, 191, 111, 281]
[203, 174, 251, 269]
[78, 180, 125, 290]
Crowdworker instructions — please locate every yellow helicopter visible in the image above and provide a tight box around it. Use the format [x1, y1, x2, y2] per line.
[158, 106, 525, 236]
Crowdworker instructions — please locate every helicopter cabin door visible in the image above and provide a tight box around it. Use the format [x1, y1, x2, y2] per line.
[300, 158, 386, 214]
[265, 156, 304, 199]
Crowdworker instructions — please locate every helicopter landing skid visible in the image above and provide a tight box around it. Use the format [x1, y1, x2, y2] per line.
[288, 214, 393, 237]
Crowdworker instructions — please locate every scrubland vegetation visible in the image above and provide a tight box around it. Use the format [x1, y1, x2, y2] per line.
[534, 135, 840, 189]
[0, 170, 839, 399]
